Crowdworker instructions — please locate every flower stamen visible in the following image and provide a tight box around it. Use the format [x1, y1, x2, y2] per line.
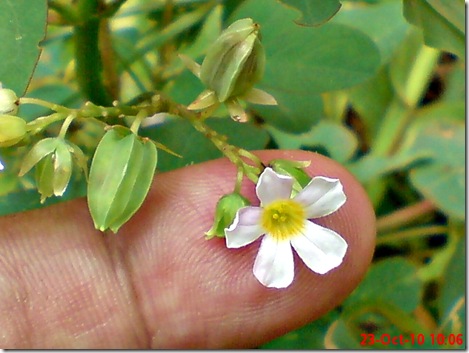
[261, 199, 305, 240]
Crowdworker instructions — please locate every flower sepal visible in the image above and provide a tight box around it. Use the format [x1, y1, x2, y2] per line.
[269, 159, 311, 196]
[205, 192, 251, 239]
[19, 137, 86, 203]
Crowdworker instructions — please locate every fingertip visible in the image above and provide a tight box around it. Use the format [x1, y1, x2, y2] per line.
[121, 150, 376, 348]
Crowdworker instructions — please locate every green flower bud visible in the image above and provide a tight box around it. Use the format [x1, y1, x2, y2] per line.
[205, 192, 251, 239]
[0, 87, 19, 115]
[269, 159, 312, 196]
[181, 18, 277, 122]
[200, 18, 264, 102]
[88, 127, 157, 233]
[0, 115, 27, 147]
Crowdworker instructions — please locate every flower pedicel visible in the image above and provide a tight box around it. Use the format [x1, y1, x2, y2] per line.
[225, 167, 348, 288]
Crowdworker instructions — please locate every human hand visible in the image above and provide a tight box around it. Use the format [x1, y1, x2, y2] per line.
[0, 150, 375, 348]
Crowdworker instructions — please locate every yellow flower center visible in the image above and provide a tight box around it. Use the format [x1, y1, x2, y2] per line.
[261, 199, 306, 240]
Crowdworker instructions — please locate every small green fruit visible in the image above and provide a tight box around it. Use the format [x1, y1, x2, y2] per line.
[0, 115, 27, 147]
[205, 192, 251, 239]
[88, 128, 157, 233]
[0, 87, 19, 115]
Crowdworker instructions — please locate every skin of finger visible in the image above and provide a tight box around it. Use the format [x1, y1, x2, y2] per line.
[115, 150, 376, 348]
[0, 150, 375, 348]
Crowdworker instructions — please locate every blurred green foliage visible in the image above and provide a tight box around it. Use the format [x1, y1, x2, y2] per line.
[0, 0, 465, 349]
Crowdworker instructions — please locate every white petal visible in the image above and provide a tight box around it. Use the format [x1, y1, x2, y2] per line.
[253, 236, 295, 288]
[225, 206, 264, 248]
[294, 176, 346, 218]
[291, 221, 347, 275]
[256, 167, 294, 206]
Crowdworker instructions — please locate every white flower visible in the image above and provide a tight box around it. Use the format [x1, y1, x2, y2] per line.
[0, 160, 3, 171]
[225, 167, 347, 288]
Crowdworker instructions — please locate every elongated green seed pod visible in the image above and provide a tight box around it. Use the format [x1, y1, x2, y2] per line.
[200, 18, 264, 102]
[87, 128, 157, 233]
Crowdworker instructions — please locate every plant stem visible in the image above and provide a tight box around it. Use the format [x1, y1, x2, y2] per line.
[376, 200, 436, 232]
[23, 90, 262, 184]
[19, 97, 70, 113]
[374, 45, 440, 156]
[74, 0, 112, 105]
[58, 114, 76, 139]
[376, 225, 447, 246]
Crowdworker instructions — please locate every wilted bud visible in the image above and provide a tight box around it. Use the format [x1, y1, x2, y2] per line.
[0, 115, 27, 147]
[0, 86, 19, 115]
[181, 18, 277, 122]
[269, 159, 312, 196]
[88, 127, 157, 233]
[19, 138, 86, 203]
[205, 192, 251, 239]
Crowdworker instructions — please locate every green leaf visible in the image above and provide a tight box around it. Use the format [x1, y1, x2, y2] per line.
[262, 310, 339, 349]
[348, 67, 394, 138]
[344, 258, 422, 313]
[134, 3, 214, 61]
[278, 0, 342, 26]
[333, 0, 409, 64]
[346, 151, 429, 184]
[439, 222, 465, 340]
[180, 5, 223, 60]
[325, 318, 363, 349]
[442, 62, 465, 103]
[143, 118, 269, 172]
[304, 121, 358, 163]
[230, 0, 380, 132]
[232, 0, 380, 93]
[0, 0, 47, 95]
[400, 112, 464, 220]
[403, 0, 465, 58]
[253, 91, 323, 133]
[0, 177, 87, 216]
[268, 121, 358, 163]
[410, 164, 464, 220]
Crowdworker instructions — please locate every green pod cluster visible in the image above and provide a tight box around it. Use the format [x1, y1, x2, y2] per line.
[87, 127, 157, 233]
[200, 18, 264, 102]
[19, 138, 82, 203]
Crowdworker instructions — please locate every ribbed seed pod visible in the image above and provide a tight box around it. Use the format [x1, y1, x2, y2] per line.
[87, 128, 157, 233]
[182, 17, 277, 122]
[200, 18, 264, 102]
